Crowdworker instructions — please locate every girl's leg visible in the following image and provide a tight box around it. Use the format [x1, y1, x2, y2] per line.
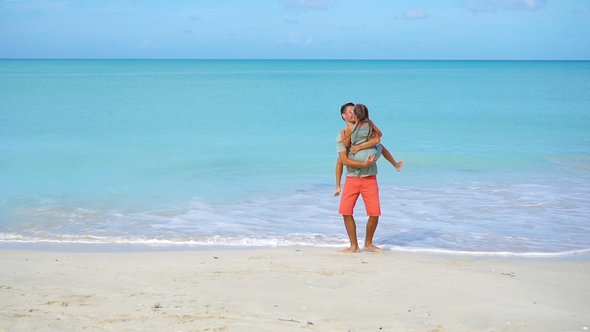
[334, 157, 344, 196]
[381, 145, 404, 172]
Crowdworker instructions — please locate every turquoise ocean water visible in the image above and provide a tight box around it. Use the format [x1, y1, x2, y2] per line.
[1, 60, 589, 255]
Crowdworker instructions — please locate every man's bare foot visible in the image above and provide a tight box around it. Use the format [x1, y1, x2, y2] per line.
[334, 188, 341, 196]
[339, 246, 360, 253]
[395, 160, 405, 172]
[364, 244, 384, 253]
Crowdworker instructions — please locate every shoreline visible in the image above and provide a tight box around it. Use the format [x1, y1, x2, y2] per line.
[2, 247, 589, 331]
[1, 241, 589, 259]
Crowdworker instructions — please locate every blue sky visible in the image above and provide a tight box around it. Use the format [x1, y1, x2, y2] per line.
[1, 0, 589, 59]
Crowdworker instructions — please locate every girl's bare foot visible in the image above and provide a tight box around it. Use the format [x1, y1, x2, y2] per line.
[364, 244, 384, 253]
[334, 188, 341, 196]
[395, 160, 404, 172]
[339, 246, 360, 253]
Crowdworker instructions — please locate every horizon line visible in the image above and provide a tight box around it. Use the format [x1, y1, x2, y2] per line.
[1, 58, 588, 61]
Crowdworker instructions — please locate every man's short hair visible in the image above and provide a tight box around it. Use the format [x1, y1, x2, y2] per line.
[340, 102, 355, 118]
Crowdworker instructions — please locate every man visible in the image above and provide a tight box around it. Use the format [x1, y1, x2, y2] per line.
[336, 103, 383, 253]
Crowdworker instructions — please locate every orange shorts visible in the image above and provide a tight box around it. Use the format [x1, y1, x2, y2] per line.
[338, 175, 381, 217]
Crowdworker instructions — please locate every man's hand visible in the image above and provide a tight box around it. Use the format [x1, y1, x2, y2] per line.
[362, 155, 378, 167]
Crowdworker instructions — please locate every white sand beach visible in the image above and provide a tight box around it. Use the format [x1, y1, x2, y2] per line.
[1, 247, 589, 331]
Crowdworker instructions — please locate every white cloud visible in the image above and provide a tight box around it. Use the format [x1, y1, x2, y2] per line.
[137, 39, 156, 50]
[462, 0, 547, 12]
[283, 0, 329, 10]
[404, 8, 428, 20]
[280, 32, 313, 45]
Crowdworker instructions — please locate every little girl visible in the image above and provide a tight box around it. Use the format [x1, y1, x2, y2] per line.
[334, 103, 404, 196]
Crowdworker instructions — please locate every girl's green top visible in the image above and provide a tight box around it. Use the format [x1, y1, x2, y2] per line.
[335, 122, 381, 177]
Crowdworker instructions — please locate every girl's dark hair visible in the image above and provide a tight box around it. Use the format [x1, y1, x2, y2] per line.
[353, 104, 370, 122]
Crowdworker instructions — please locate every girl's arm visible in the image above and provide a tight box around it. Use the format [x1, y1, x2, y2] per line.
[369, 120, 383, 137]
[341, 123, 354, 149]
[340, 130, 348, 149]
